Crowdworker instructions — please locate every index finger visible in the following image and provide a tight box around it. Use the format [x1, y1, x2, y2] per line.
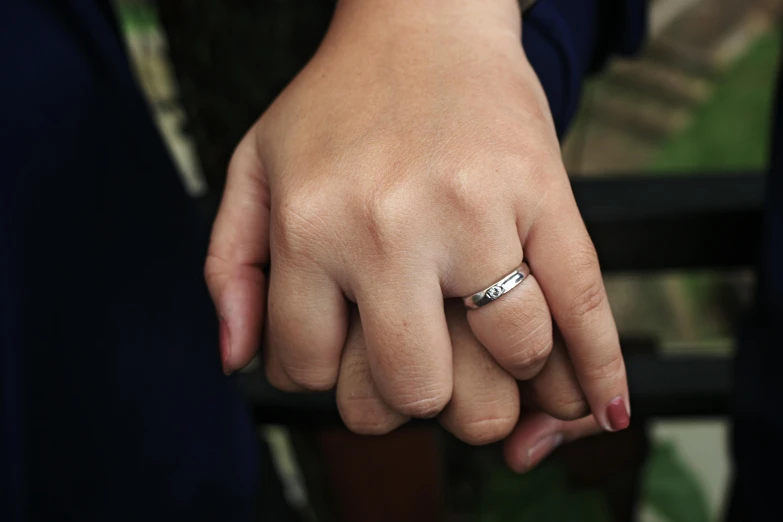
[205, 129, 270, 374]
[523, 184, 629, 432]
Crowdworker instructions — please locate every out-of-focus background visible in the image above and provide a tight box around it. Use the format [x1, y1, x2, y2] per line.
[114, 1, 782, 520]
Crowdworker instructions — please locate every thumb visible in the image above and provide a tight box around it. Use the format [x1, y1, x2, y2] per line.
[205, 127, 270, 375]
[502, 411, 602, 473]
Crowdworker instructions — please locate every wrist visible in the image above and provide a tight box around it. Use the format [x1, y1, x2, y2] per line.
[327, 0, 523, 49]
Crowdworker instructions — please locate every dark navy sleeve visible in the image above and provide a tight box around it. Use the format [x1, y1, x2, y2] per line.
[522, 0, 647, 136]
[1, 1, 259, 520]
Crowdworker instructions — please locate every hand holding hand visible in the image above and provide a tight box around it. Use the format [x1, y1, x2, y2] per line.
[205, 0, 629, 447]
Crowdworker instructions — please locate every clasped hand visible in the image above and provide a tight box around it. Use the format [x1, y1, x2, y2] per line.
[205, 0, 629, 472]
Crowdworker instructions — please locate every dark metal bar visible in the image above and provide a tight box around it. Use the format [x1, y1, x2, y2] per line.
[625, 354, 731, 417]
[572, 172, 765, 271]
[241, 352, 732, 424]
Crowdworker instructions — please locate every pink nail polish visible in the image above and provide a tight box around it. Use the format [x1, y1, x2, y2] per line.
[219, 317, 232, 375]
[525, 433, 563, 471]
[606, 396, 630, 431]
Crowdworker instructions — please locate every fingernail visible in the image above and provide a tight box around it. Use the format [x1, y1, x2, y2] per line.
[606, 396, 630, 431]
[525, 433, 563, 471]
[219, 317, 232, 376]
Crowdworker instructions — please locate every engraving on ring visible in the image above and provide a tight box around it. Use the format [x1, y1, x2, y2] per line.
[486, 285, 503, 300]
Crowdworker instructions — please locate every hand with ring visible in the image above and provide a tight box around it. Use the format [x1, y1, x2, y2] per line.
[204, 0, 630, 460]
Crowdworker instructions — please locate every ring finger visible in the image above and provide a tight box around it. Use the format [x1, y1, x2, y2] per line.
[464, 263, 554, 381]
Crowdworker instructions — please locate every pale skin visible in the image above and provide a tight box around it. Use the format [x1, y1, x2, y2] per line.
[205, 0, 627, 471]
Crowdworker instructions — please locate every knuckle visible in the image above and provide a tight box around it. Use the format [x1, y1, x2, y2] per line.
[203, 252, 227, 290]
[504, 333, 553, 379]
[391, 387, 451, 418]
[264, 365, 300, 393]
[359, 187, 412, 249]
[540, 392, 590, 421]
[570, 239, 601, 270]
[282, 358, 338, 392]
[273, 192, 329, 256]
[566, 277, 607, 323]
[456, 415, 518, 446]
[337, 396, 402, 435]
[441, 169, 486, 219]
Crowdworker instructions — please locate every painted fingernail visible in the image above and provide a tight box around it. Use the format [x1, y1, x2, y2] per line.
[219, 317, 232, 376]
[606, 396, 630, 431]
[525, 433, 563, 472]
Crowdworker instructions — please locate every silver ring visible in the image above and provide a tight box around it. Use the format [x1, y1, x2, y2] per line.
[462, 263, 531, 310]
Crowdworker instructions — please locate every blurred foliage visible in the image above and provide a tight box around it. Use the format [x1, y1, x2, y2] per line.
[476, 461, 610, 522]
[642, 442, 711, 522]
[114, 0, 158, 33]
[651, 29, 782, 172]
[649, 29, 781, 347]
[477, 442, 711, 522]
